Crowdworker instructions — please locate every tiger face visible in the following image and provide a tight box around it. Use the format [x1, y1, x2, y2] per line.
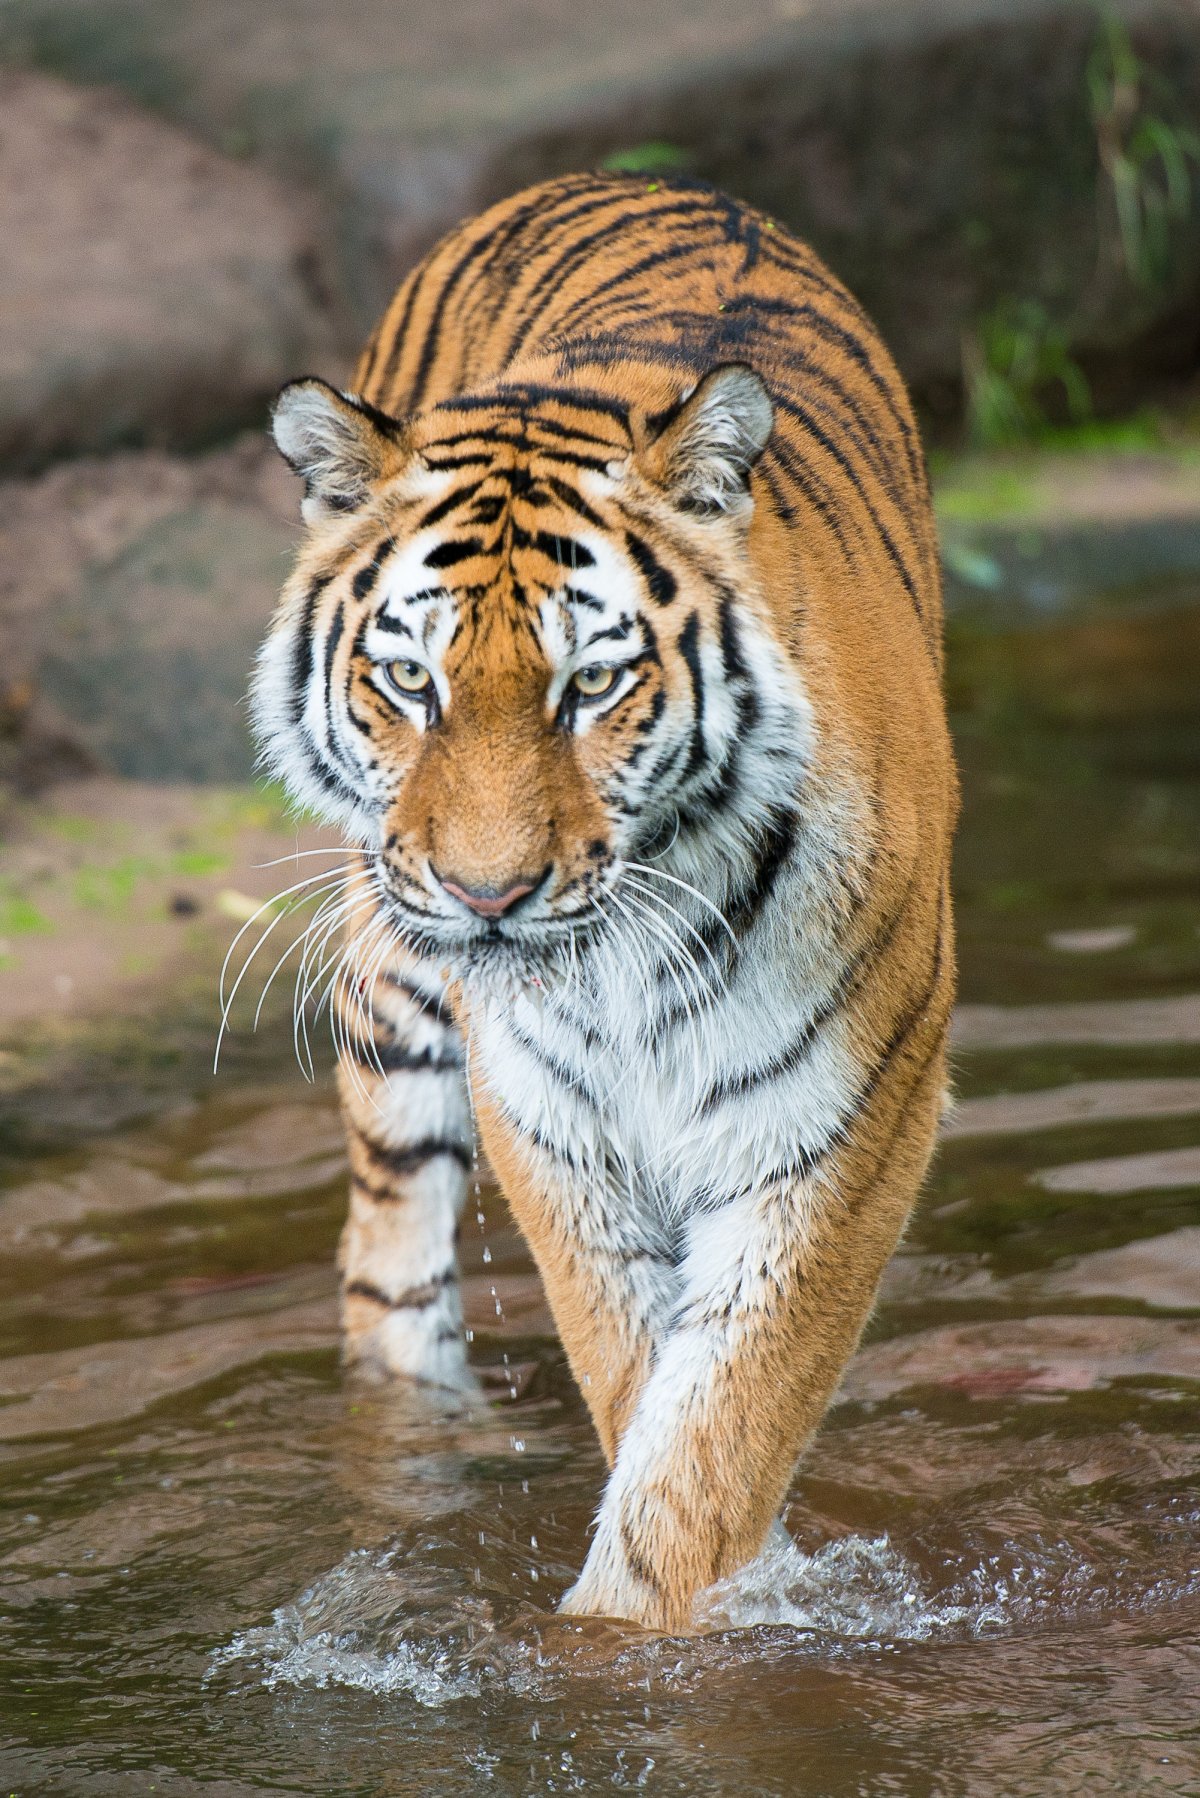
[253, 366, 776, 981]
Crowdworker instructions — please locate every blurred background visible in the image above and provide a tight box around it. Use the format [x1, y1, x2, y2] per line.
[2, 4, 1199, 1793]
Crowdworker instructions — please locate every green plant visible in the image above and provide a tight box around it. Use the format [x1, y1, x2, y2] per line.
[600, 141, 691, 175]
[1087, 9, 1200, 288]
[963, 299, 1091, 449]
[961, 12, 1200, 447]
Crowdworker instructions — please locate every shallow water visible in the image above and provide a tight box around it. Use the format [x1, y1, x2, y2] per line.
[2, 578, 1200, 1795]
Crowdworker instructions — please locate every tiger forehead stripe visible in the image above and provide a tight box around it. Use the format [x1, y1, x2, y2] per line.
[510, 523, 595, 567]
[624, 531, 677, 606]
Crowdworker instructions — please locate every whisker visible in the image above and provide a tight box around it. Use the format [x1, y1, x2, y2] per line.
[292, 889, 362, 1079]
[252, 847, 382, 869]
[214, 868, 350, 1072]
[622, 874, 729, 994]
[253, 879, 354, 1032]
[218, 864, 349, 1015]
[624, 859, 738, 950]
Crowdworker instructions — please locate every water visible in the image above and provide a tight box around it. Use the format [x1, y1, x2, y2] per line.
[2, 575, 1200, 1794]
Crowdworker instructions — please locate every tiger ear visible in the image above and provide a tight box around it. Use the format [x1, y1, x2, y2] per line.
[271, 378, 408, 523]
[640, 363, 773, 516]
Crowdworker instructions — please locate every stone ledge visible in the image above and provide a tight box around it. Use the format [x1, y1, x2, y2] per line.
[2, 0, 1198, 413]
[0, 68, 339, 468]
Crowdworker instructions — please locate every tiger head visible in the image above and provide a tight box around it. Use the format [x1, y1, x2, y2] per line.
[252, 366, 779, 982]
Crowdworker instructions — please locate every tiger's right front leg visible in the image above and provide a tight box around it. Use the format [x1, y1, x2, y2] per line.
[335, 946, 474, 1388]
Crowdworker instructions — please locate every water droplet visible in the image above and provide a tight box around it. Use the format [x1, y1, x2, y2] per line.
[481, 1245, 492, 1264]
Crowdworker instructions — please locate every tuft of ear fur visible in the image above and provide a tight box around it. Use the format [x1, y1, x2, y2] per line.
[642, 363, 773, 516]
[271, 378, 408, 522]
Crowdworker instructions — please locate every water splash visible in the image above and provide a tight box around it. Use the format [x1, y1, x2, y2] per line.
[694, 1524, 976, 1638]
[209, 1504, 1200, 1703]
[696, 1510, 1200, 1641]
[209, 1544, 493, 1704]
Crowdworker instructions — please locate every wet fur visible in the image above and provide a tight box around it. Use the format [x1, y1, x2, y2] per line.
[251, 172, 957, 1631]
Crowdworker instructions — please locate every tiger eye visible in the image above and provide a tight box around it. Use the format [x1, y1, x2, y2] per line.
[389, 660, 432, 694]
[572, 664, 617, 698]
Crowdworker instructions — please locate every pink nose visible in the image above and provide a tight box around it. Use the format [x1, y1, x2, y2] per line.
[437, 874, 537, 919]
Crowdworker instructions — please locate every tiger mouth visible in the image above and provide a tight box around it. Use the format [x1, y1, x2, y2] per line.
[375, 890, 602, 983]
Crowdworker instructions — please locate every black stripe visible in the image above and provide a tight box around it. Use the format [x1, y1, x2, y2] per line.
[418, 480, 483, 529]
[726, 808, 798, 937]
[297, 738, 362, 814]
[773, 392, 922, 623]
[363, 613, 415, 638]
[583, 619, 634, 649]
[624, 531, 677, 606]
[756, 884, 951, 1193]
[542, 476, 605, 527]
[344, 1270, 455, 1309]
[494, 381, 630, 428]
[378, 972, 449, 1020]
[405, 217, 537, 410]
[352, 551, 386, 603]
[367, 244, 445, 401]
[503, 198, 729, 361]
[719, 294, 921, 484]
[435, 390, 625, 439]
[533, 228, 730, 350]
[471, 494, 507, 524]
[442, 176, 609, 328]
[510, 523, 595, 566]
[561, 584, 603, 613]
[359, 1133, 472, 1177]
[290, 574, 333, 726]
[424, 537, 485, 568]
[716, 589, 749, 682]
[343, 1035, 464, 1075]
[534, 446, 616, 473]
[420, 452, 493, 471]
[505, 1020, 602, 1111]
[701, 874, 919, 1114]
[322, 602, 344, 694]
[676, 611, 708, 784]
[762, 430, 856, 559]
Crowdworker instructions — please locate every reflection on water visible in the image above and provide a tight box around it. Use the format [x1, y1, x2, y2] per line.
[2, 576, 1200, 1795]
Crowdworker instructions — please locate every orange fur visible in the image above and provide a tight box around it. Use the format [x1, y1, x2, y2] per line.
[254, 172, 957, 1631]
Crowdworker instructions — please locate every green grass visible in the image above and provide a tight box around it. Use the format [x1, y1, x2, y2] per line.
[0, 893, 53, 937]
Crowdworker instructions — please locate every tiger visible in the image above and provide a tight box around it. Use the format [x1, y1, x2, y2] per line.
[250, 169, 957, 1634]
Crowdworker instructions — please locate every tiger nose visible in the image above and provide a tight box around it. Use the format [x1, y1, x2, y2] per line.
[435, 872, 539, 918]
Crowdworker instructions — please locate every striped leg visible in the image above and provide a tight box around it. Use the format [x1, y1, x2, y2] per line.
[335, 946, 474, 1387]
[475, 1090, 676, 1465]
[561, 1023, 951, 1631]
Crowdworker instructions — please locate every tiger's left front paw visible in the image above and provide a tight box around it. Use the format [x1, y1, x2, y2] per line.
[558, 1573, 661, 1631]
[558, 1537, 686, 1633]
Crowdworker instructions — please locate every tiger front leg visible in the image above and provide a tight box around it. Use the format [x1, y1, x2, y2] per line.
[560, 1117, 938, 1632]
[474, 1092, 676, 1465]
[335, 951, 474, 1388]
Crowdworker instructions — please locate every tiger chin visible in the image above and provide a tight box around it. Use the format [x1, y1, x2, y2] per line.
[249, 171, 957, 1635]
